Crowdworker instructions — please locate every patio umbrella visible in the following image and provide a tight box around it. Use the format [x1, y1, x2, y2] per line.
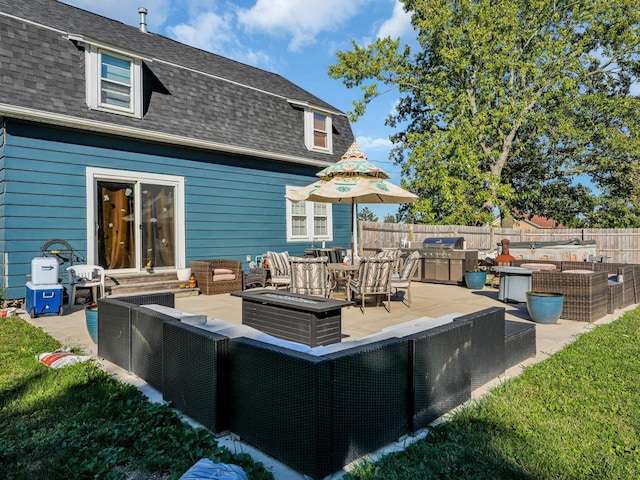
[286, 143, 418, 262]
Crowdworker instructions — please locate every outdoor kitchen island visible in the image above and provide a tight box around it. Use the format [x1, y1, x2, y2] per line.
[231, 289, 354, 347]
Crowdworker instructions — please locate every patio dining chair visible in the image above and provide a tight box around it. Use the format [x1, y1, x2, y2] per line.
[347, 257, 395, 313]
[288, 256, 334, 297]
[391, 250, 421, 307]
[376, 248, 402, 277]
[66, 264, 105, 307]
[265, 251, 291, 289]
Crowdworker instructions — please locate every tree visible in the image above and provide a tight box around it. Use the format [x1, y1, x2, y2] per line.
[383, 213, 397, 223]
[358, 206, 378, 222]
[329, 0, 640, 227]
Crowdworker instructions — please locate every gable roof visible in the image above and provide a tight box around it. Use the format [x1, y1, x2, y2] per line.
[0, 0, 354, 166]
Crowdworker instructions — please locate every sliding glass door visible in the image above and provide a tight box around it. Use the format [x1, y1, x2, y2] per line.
[87, 168, 185, 272]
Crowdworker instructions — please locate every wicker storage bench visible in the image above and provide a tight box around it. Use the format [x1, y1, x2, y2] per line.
[190, 259, 243, 295]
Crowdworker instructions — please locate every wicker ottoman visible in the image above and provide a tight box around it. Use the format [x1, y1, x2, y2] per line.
[504, 320, 536, 370]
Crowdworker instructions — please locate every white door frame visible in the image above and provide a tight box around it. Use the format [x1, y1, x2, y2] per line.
[85, 167, 186, 271]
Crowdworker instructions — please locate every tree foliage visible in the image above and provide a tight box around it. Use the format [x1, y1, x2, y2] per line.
[329, 0, 640, 227]
[358, 206, 379, 222]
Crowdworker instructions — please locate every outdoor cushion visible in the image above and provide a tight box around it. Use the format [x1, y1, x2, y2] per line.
[288, 256, 332, 297]
[520, 263, 557, 270]
[195, 319, 235, 332]
[266, 251, 290, 276]
[141, 304, 207, 325]
[375, 249, 401, 259]
[212, 324, 313, 353]
[213, 274, 236, 281]
[310, 313, 463, 356]
[562, 269, 595, 274]
[213, 268, 234, 275]
[349, 257, 394, 295]
[381, 313, 462, 332]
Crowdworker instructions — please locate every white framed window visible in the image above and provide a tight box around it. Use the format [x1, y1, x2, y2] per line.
[84, 46, 143, 118]
[304, 109, 333, 154]
[286, 186, 333, 242]
[287, 99, 336, 154]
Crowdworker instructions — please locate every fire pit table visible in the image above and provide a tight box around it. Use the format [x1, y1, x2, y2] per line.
[231, 289, 354, 346]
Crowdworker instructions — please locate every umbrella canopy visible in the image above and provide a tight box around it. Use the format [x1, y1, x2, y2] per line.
[286, 143, 418, 261]
[315, 143, 390, 179]
[285, 175, 418, 204]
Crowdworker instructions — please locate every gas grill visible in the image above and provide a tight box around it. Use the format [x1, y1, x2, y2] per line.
[419, 237, 478, 284]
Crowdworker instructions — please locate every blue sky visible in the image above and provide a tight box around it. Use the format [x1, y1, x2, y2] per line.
[59, 0, 415, 220]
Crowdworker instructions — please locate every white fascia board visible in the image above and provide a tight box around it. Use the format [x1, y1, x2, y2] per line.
[286, 99, 342, 117]
[66, 34, 153, 63]
[0, 104, 334, 168]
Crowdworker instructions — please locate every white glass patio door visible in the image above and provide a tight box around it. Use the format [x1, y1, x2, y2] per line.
[86, 168, 186, 272]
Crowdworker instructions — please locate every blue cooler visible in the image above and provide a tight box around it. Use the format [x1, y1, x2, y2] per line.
[26, 281, 63, 318]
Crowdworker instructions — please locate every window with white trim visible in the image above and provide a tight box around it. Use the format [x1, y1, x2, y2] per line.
[286, 186, 333, 242]
[304, 109, 333, 154]
[85, 47, 143, 118]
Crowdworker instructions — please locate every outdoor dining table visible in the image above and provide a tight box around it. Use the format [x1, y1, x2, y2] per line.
[328, 263, 359, 299]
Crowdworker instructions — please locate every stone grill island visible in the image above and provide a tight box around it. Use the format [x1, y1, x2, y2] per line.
[231, 289, 354, 347]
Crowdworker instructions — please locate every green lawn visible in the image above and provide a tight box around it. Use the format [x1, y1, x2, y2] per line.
[0, 315, 273, 480]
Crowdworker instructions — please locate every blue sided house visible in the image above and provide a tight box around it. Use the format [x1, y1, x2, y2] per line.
[0, 0, 355, 301]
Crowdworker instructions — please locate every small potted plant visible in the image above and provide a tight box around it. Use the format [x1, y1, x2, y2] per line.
[464, 267, 487, 289]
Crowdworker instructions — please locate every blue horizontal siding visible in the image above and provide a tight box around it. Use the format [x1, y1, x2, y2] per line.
[1, 121, 351, 299]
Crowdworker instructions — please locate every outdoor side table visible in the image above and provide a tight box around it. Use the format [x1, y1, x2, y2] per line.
[493, 266, 535, 303]
[243, 268, 268, 290]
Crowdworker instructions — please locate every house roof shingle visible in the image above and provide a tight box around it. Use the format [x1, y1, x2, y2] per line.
[0, 0, 354, 165]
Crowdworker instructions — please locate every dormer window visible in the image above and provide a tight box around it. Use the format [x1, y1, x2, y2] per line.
[75, 37, 146, 118]
[288, 99, 335, 154]
[305, 109, 333, 153]
[100, 53, 133, 110]
[313, 112, 329, 149]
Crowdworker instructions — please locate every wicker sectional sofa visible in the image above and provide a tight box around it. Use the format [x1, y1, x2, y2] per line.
[510, 259, 639, 321]
[97, 296, 535, 480]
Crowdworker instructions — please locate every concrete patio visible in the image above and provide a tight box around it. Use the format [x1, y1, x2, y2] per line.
[19, 280, 631, 479]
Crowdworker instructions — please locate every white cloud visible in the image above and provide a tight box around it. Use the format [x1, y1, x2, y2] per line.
[236, 0, 367, 52]
[167, 11, 236, 53]
[376, 0, 412, 39]
[356, 136, 392, 151]
[166, 10, 276, 69]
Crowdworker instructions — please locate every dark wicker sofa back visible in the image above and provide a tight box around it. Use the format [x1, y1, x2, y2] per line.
[97, 293, 175, 370]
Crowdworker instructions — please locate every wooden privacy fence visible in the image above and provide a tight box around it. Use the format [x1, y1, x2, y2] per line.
[359, 222, 640, 265]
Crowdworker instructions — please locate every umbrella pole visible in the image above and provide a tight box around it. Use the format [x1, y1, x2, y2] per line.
[351, 201, 358, 265]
